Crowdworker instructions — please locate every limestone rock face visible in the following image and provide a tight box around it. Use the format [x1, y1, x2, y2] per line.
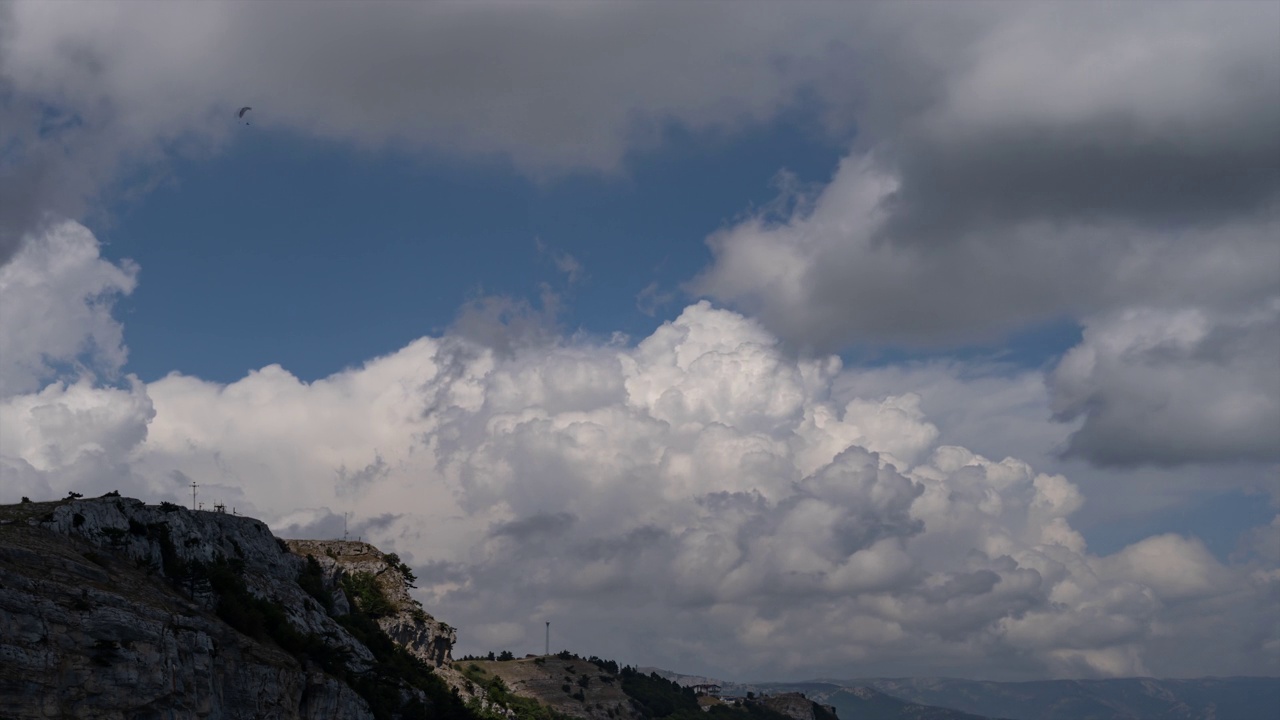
[281, 539, 506, 714]
[0, 497, 463, 719]
[284, 539, 457, 669]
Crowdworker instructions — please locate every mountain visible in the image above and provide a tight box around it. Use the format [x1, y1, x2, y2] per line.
[642, 670, 1004, 720]
[852, 677, 1280, 720]
[645, 670, 1280, 720]
[0, 494, 482, 719]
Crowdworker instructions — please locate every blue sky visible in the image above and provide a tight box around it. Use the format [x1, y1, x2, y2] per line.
[2, 1, 1277, 681]
[101, 118, 1086, 386]
[100, 119, 844, 384]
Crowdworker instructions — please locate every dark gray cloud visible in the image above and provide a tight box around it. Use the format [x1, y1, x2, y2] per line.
[335, 453, 390, 497]
[1050, 305, 1280, 467]
[490, 511, 577, 541]
[692, 1, 1280, 468]
[0, 0, 863, 263]
[699, 1, 1280, 342]
[880, 125, 1280, 251]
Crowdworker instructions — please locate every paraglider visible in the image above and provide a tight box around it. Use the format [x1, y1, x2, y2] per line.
[238, 106, 251, 125]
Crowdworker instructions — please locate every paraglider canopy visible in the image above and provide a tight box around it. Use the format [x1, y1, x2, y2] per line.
[237, 106, 252, 118]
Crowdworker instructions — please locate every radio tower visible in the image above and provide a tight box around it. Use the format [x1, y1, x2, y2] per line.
[545, 621, 550, 656]
[190, 480, 198, 511]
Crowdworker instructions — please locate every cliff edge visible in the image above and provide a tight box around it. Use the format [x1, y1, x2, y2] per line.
[0, 495, 471, 720]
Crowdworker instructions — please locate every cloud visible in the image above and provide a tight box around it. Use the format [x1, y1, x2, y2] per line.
[449, 285, 565, 356]
[691, 1, 1280, 467]
[2, 2, 1274, 272]
[694, 155, 1280, 350]
[1049, 304, 1280, 466]
[0, 0, 865, 262]
[0, 220, 136, 396]
[3, 4, 1279, 679]
[3, 229, 1276, 680]
[536, 239, 585, 287]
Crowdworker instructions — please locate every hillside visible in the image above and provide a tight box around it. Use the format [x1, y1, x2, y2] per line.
[457, 655, 640, 720]
[462, 655, 839, 720]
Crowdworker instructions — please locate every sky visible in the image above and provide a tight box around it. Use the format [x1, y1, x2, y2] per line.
[1, 0, 1278, 683]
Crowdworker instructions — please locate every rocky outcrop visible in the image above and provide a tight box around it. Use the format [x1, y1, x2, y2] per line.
[284, 539, 456, 669]
[0, 496, 467, 720]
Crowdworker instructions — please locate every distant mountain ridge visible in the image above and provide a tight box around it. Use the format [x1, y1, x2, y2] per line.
[640, 669, 1006, 720]
[848, 676, 1280, 720]
[642, 668, 1280, 720]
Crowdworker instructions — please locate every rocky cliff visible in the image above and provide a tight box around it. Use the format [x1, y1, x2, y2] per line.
[0, 495, 471, 720]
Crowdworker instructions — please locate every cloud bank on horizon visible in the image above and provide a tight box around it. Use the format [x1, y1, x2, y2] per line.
[1, 0, 1278, 681]
[3, 222, 1278, 681]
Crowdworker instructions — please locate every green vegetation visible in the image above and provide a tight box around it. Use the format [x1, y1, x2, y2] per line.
[333, 604, 471, 720]
[341, 570, 395, 618]
[619, 666, 701, 720]
[383, 552, 418, 586]
[588, 655, 619, 675]
[615, 666, 796, 720]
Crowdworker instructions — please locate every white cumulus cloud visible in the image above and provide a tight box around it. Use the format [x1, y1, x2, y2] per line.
[3, 224, 1276, 680]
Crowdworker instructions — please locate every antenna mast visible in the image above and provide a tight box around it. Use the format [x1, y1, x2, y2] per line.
[190, 480, 198, 511]
[545, 621, 550, 656]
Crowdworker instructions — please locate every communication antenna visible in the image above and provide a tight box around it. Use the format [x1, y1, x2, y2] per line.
[545, 621, 550, 656]
[343, 512, 350, 541]
[190, 480, 198, 511]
